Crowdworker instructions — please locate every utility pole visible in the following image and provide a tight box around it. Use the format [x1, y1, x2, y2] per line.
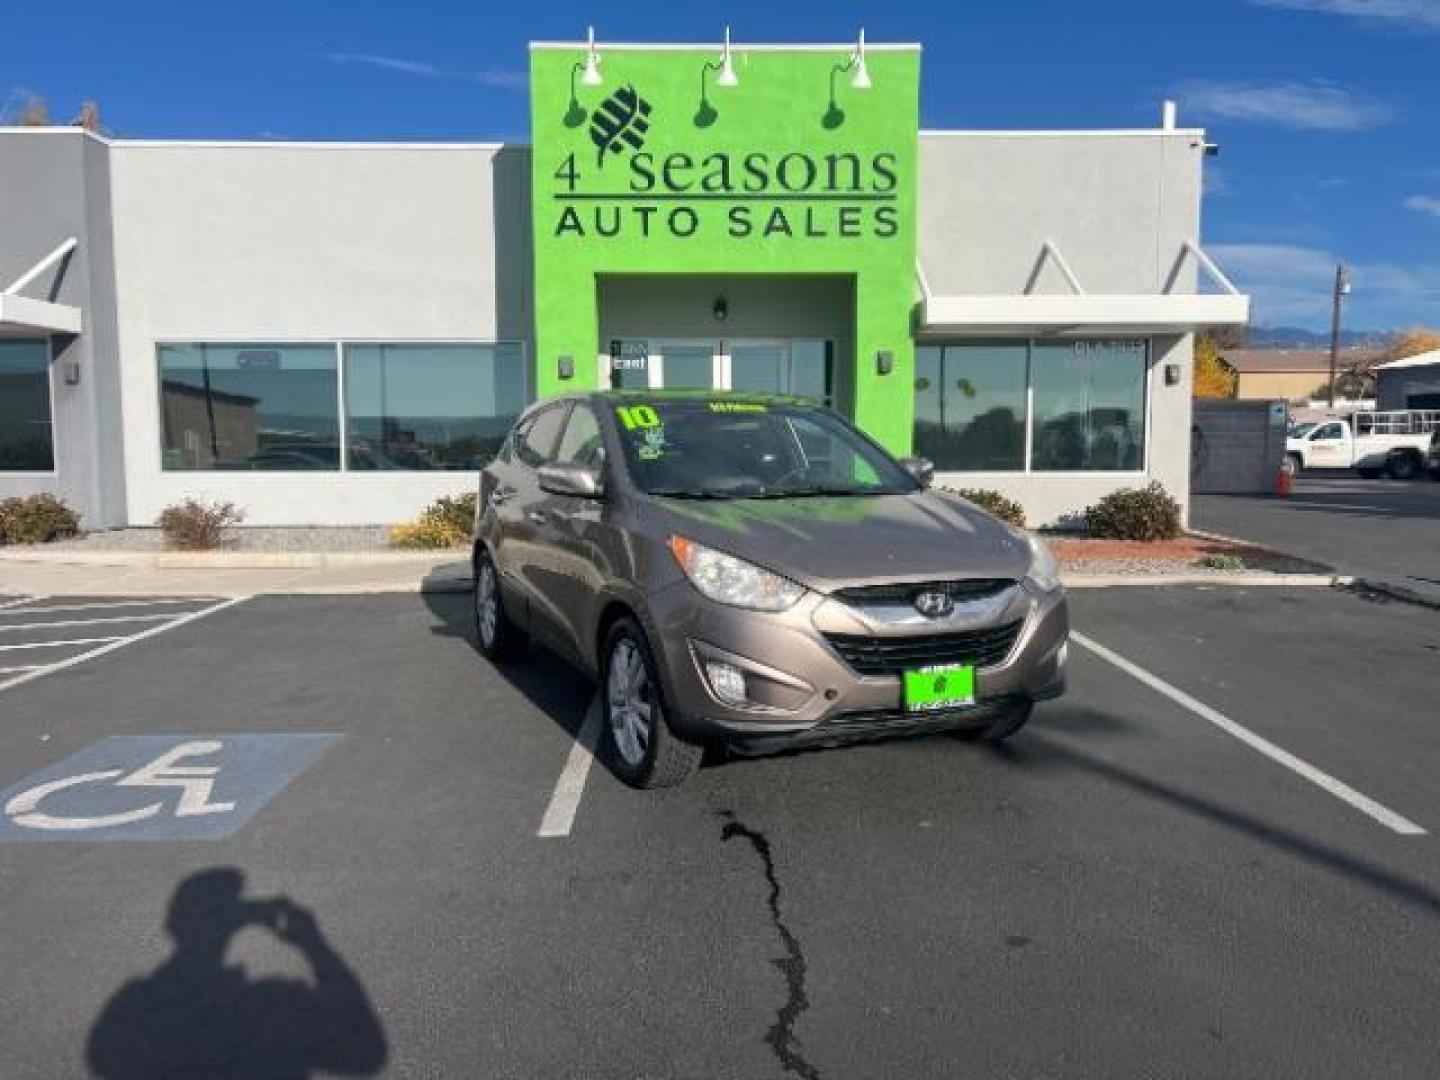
[1327, 262, 1350, 408]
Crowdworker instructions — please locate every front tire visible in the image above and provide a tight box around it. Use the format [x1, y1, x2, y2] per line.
[473, 547, 525, 661]
[602, 618, 702, 788]
[1285, 454, 1303, 478]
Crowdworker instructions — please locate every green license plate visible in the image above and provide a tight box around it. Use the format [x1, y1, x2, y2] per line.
[903, 664, 976, 712]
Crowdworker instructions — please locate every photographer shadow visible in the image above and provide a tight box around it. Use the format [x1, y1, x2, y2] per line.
[87, 868, 387, 1080]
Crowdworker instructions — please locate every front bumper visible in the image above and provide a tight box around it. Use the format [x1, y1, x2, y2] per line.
[644, 578, 1068, 749]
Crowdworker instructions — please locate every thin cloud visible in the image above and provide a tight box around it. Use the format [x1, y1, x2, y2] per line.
[1405, 195, 1440, 218]
[1249, 0, 1440, 31]
[321, 53, 526, 92]
[1211, 242, 1440, 325]
[324, 53, 442, 78]
[1177, 79, 1394, 130]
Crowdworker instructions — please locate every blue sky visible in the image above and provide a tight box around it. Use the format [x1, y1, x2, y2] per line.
[5, 0, 1439, 331]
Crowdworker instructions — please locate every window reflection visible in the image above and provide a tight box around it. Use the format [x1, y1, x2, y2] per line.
[0, 340, 54, 471]
[344, 344, 527, 470]
[1032, 340, 1146, 471]
[914, 343, 1027, 471]
[159, 344, 339, 471]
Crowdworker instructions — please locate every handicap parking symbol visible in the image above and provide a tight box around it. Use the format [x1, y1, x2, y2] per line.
[0, 734, 341, 842]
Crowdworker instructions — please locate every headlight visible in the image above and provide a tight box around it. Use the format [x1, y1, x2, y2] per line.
[668, 536, 806, 611]
[1024, 533, 1063, 593]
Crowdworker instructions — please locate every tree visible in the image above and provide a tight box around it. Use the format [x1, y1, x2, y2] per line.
[1384, 326, 1440, 363]
[1, 90, 50, 126]
[1193, 333, 1237, 398]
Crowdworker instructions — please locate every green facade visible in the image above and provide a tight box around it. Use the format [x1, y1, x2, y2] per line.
[529, 42, 921, 451]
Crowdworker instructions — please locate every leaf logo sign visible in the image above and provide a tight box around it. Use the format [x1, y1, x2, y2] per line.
[589, 84, 653, 168]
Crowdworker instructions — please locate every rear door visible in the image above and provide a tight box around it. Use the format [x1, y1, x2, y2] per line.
[493, 402, 570, 631]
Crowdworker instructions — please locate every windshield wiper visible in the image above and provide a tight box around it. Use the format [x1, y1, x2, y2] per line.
[647, 487, 736, 500]
[757, 485, 894, 498]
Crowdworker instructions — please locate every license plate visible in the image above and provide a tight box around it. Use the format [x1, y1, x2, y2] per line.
[903, 664, 976, 712]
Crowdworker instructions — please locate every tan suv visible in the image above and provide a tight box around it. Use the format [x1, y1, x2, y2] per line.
[474, 391, 1068, 787]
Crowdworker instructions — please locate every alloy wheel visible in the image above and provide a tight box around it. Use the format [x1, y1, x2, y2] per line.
[607, 638, 653, 767]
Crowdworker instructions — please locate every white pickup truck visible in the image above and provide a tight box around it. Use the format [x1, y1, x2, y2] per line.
[1285, 410, 1440, 479]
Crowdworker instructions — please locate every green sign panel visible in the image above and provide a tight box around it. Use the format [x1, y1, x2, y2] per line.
[530, 42, 921, 451]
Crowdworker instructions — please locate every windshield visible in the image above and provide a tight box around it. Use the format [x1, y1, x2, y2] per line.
[610, 398, 919, 498]
[1288, 422, 1316, 438]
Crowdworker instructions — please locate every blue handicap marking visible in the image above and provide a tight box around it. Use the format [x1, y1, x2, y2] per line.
[0, 734, 341, 842]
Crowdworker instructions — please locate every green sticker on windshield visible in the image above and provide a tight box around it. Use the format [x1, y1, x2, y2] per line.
[616, 405, 660, 430]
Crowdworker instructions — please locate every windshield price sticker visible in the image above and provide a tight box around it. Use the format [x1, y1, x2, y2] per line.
[616, 405, 661, 430]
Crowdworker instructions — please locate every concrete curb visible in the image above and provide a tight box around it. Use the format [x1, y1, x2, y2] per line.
[1062, 572, 1351, 589]
[0, 548, 464, 570]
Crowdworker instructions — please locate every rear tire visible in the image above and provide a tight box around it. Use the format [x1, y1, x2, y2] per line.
[602, 618, 703, 788]
[473, 547, 525, 661]
[954, 701, 1034, 744]
[1387, 453, 1422, 481]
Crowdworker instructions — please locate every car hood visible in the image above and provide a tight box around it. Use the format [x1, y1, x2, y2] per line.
[647, 489, 1033, 593]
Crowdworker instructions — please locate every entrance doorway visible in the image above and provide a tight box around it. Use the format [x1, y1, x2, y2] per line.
[602, 338, 833, 403]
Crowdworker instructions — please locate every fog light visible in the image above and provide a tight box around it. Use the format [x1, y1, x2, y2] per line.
[705, 661, 748, 706]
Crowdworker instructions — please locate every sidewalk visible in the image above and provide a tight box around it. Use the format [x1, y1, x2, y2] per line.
[0, 549, 471, 597]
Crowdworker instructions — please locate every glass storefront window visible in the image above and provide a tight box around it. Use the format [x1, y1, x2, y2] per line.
[1032, 340, 1147, 471]
[913, 343, 1027, 471]
[344, 343, 527, 470]
[159, 344, 339, 471]
[0, 340, 54, 471]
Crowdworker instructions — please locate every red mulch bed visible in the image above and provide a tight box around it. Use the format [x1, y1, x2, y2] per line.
[1048, 534, 1331, 573]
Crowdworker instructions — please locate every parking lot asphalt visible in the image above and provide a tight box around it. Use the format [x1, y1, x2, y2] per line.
[1, 585, 1437, 1079]
[1194, 474, 1440, 595]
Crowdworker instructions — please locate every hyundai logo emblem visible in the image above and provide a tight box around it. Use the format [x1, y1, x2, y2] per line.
[913, 590, 954, 618]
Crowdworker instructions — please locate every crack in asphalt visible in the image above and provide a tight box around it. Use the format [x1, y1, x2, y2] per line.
[720, 814, 822, 1080]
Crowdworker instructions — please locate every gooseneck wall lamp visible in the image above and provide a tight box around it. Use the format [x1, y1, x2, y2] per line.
[565, 26, 604, 127]
[824, 29, 872, 129]
[695, 27, 740, 128]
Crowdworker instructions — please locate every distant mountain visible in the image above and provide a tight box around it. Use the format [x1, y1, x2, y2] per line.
[1244, 326, 1394, 349]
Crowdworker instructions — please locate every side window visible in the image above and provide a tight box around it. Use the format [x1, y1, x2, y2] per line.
[1312, 423, 1343, 441]
[555, 404, 606, 469]
[515, 405, 569, 468]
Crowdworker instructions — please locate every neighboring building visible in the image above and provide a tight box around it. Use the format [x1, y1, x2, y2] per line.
[0, 36, 1248, 529]
[1375, 349, 1440, 411]
[1220, 347, 1378, 404]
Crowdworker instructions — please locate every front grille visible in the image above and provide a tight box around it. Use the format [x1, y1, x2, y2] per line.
[823, 619, 1024, 676]
[831, 578, 1014, 606]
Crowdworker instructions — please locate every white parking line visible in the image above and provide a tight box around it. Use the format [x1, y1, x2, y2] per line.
[0, 637, 126, 652]
[537, 697, 603, 838]
[0, 596, 250, 694]
[1072, 631, 1426, 837]
[7, 598, 223, 614]
[0, 613, 185, 632]
[0, 595, 43, 611]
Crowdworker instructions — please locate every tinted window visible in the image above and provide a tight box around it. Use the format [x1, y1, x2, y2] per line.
[159, 344, 339, 471]
[0, 340, 53, 471]
[344, 343, 527, 470]
[1032, 340, 1147, 471]
[914, 343, 1027, 471]
[555, 404, 605, 469]
[515, 405, 569, 468]
[1312, 423, 1344, 440]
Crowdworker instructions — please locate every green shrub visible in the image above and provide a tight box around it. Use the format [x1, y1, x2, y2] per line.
[1085, 483, 1182, 542]
[0, 493, 81, 544]
[1196, 553, 1245, 571]
[158, 499, 244, 550]
[389, 491, 477, 550]
[945, 487, 1026, 528]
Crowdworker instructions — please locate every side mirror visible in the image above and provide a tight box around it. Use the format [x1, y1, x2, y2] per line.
[538, 462, 603, 498]
[898, 456, 935, 487]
